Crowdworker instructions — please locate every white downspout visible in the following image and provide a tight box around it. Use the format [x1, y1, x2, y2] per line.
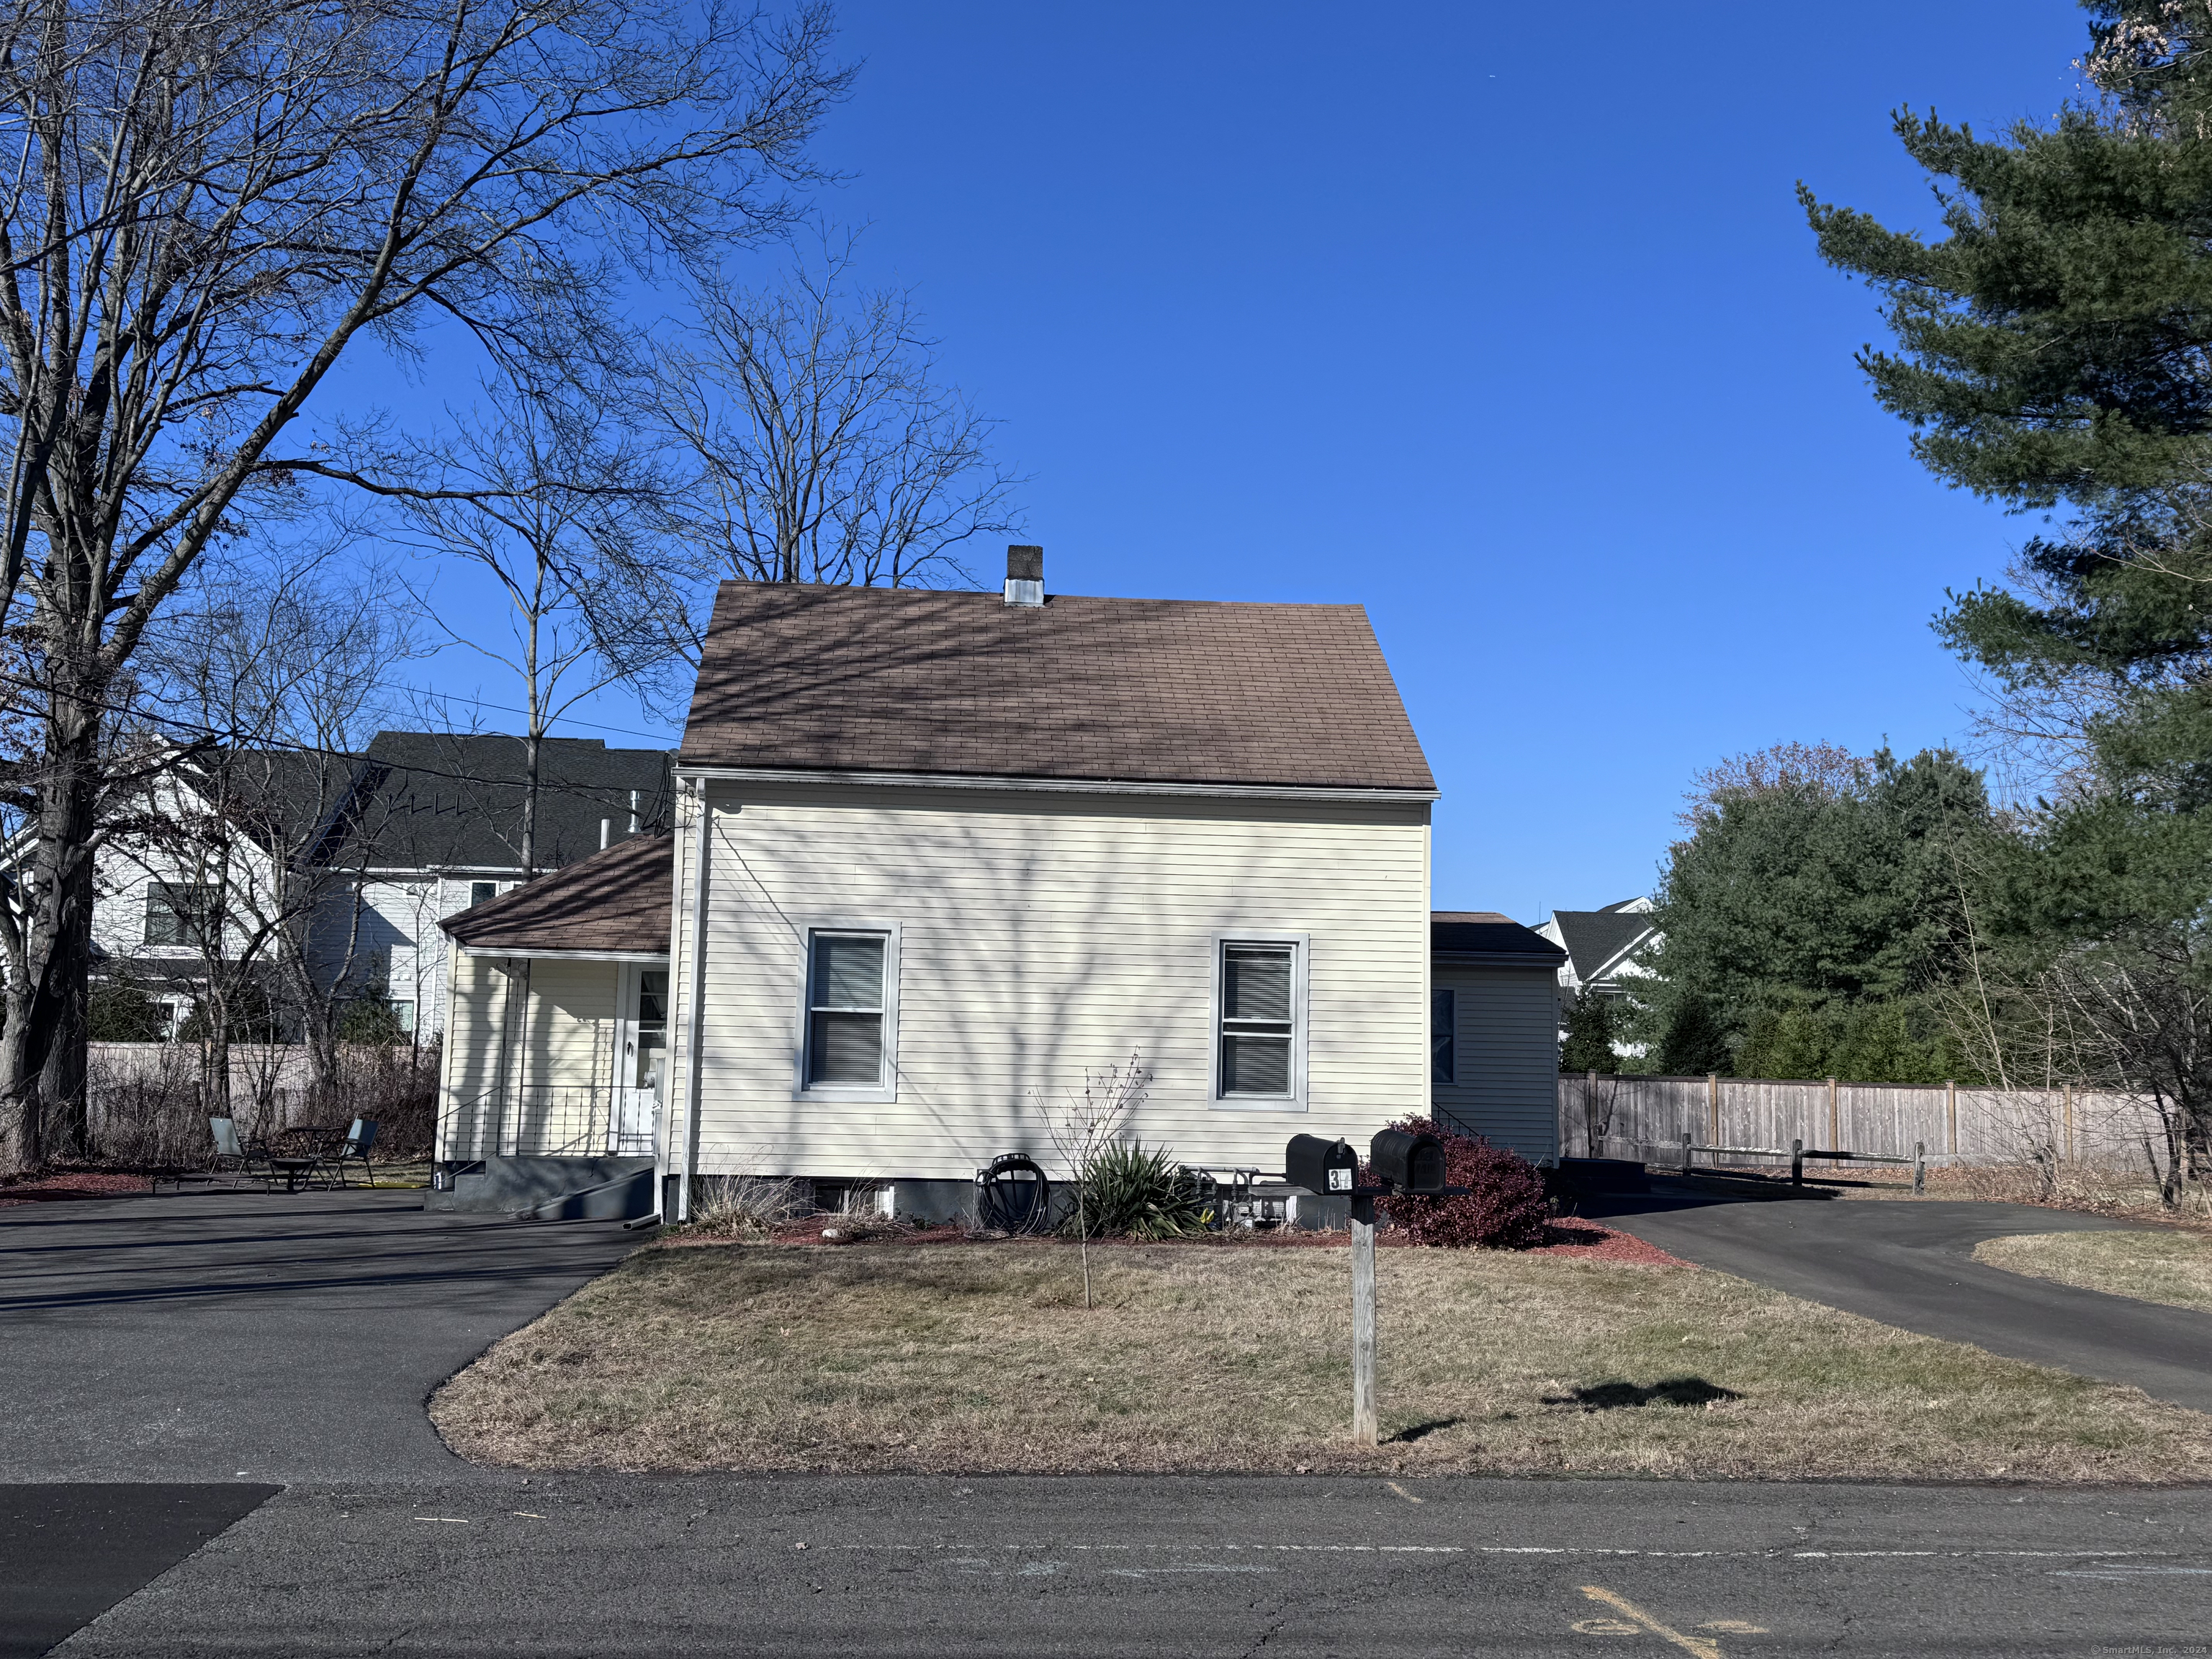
[678, 781, 714, 1220]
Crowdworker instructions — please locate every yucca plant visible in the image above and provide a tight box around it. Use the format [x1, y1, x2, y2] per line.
[1068, 1140, 1211, 1241]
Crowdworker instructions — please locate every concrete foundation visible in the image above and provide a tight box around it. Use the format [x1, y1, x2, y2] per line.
[887, 1178, 978, 1226]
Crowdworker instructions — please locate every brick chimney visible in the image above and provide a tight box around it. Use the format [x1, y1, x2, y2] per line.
[1004, 544, 1043, 608]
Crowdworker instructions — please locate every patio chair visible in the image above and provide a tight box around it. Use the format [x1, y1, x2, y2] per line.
[327, 1119, 379, 1187]
[208, 1117, 275, 1187]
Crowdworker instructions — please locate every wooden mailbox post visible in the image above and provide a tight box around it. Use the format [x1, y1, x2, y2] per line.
[1287, 1130, 1457, 1447]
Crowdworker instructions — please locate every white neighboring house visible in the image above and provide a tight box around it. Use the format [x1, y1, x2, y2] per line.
[48, 733, 671, 1040]
[307, 733, 673, 1037]
[434, 548, 1570, 1221]
[81, 763, 306, 1038]
[1535, 897, 1660, 1056]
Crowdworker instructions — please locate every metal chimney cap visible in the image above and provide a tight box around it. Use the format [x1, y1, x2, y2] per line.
[1004, 543, 1043, 606]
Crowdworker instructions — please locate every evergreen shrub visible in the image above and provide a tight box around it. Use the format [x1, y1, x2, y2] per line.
[1067, 1141, 1211, 1240]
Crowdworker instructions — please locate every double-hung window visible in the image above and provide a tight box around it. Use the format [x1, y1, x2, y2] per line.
[144, 882, 218, 948]
[1432, 988, 1457, 1085]
[1215, 938, 1305, 1105]
[802, 929, 896, 1094]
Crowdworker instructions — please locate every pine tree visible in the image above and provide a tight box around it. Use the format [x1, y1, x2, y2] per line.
[1803, 4, 2212, 1157]
[1656, 996, 1732, 1076]
[1560, 996, 1620, 1075]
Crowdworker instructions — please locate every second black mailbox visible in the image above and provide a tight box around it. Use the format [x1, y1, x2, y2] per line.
[1370, 1128, 1447, 1195]
[1285, 1134, 1359, 1195]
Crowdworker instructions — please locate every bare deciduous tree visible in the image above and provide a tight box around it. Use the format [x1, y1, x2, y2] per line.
[0, 0, 848, 1170]
[388, 377, 677, 877]
[649, 233, 1020, 642]
[1035, 1051, 1151, 1310]
[107, 561, 414, 1116]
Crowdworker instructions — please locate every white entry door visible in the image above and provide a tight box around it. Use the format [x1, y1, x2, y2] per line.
[612, 966, 669, 1156]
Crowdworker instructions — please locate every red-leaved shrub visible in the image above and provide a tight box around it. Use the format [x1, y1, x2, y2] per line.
[1376, 1115, 1550, 1249]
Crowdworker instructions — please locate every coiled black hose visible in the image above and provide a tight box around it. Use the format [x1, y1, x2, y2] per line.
[974, 1154, 1052, 1233]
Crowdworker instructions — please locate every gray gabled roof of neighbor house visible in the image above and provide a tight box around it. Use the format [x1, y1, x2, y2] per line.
[1431, 912, 1568, 965]
[1548, 905, 1658, 986]
[323, 733, 675, 873]
[677, 582, 1437, 793]
[441, 832, 673, 957]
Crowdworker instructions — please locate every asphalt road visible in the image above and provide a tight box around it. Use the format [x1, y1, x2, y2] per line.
[1, 1484, 276, 1659]
[0, 1190, 641, 1480]
[1580, 1191, 2212, 1413]
[42, 1473, 2212, 1657]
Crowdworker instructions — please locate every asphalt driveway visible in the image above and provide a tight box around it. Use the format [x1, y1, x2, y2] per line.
[0, 1189, 641, 1483]
[1583, 1190, 2212, 1413]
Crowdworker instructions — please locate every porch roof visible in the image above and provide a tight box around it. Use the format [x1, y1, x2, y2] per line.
[440, 832, 673, 960]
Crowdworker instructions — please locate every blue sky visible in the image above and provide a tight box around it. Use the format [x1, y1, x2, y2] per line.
[388, 0, 2090, 922]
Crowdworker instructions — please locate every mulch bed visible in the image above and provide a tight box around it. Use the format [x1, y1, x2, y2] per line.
[1524, 1220, 1690, 1266]
[0, 1172, 154, 1206]
[663, 1215, 1691, 1266]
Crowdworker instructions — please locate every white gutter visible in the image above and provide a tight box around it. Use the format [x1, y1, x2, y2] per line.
[678, 782, 714, 1221]
[671, 763, 1438, 804]
[451, 945, 669, 963]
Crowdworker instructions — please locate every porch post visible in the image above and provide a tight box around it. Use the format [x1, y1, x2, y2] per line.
[678, 782, 714, 1221]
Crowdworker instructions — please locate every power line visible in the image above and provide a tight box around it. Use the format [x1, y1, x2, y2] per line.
[0, 665, 683, 827]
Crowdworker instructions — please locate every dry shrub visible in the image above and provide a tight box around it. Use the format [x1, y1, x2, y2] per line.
[82, 1046, 265, 1167]
[333, 1040, 440, 1159]
[73, 1038, 441, 1168]
[690, 1174, 811, 1236]
[1938, 1159, 2212, 1222]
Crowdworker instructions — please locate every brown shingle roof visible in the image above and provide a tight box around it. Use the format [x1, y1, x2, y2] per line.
[439, 833, 672, 957]
[677, 583, 1436, 792]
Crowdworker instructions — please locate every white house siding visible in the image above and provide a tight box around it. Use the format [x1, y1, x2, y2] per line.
[436, 952, 621, 1159]
[665, 778, 1431, 1187]
[1431, 963, 1560, 1162]
[312, 876, 507, 1036]
[437, 950, 506, 1159]
[89, 786, 282, 971]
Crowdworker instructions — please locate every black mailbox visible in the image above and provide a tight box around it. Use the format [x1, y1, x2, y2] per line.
[1285, 1134, 1359, 1196]
[1370, 1128, 1447, 1195]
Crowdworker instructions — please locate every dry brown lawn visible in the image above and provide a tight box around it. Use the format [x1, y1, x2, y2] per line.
[430, 1238, 2212, 1481]
[1975, 1229, 2212, 1314]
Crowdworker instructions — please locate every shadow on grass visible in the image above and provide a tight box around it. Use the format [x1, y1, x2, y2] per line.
[1388, 1417, 1464, 1444]
[1543, 1377, 1743, 1411]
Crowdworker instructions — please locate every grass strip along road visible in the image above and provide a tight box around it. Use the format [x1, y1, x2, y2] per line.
[1975, 1229, 2212, 1316]
[431, 1237, 2212, 1480]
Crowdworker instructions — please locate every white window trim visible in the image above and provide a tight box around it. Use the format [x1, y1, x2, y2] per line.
[1209, 932, 1309, 1112]
[1432, 985, 1457, 1087]
[793, 919, 902, 1104]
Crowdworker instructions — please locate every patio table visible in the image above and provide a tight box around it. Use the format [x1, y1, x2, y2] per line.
[266, 1156, 331, 1193]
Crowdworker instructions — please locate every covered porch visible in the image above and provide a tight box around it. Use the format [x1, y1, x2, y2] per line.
[433, 834, 674, 1172]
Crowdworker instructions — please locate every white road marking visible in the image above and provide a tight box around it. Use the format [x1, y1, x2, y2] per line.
[837, 1542, 2200, 1563]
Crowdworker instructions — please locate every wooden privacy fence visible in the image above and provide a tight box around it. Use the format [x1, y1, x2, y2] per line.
[1559, 1071, 2172, 1171]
